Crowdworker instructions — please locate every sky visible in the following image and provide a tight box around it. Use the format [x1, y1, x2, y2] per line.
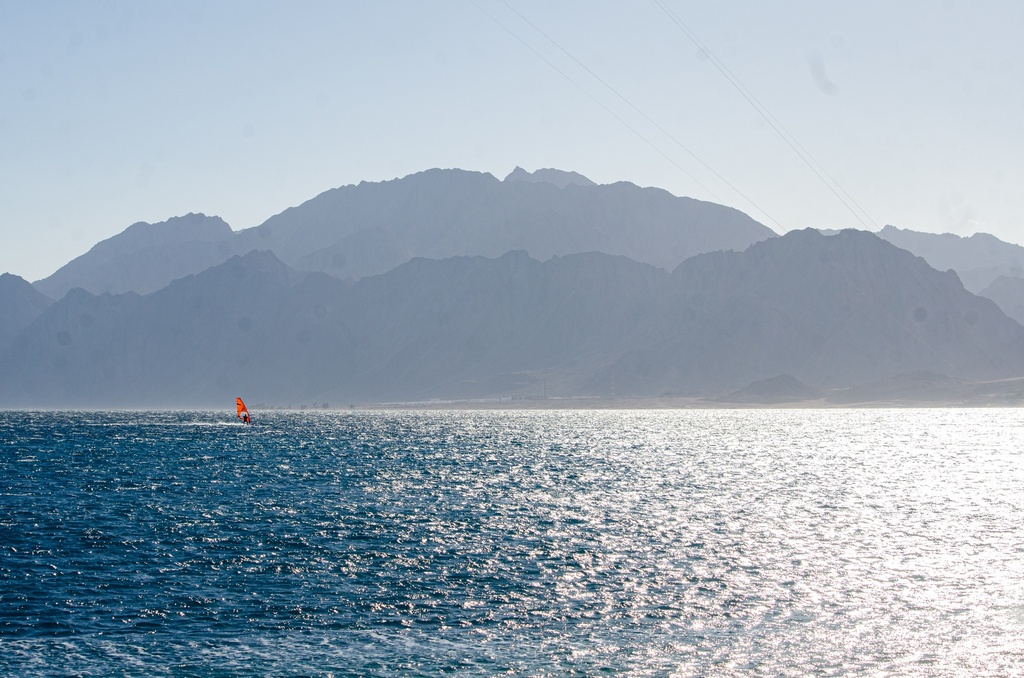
[2, 0, 1023, 281]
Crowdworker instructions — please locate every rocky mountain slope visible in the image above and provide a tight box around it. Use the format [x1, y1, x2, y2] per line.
[878, 224, 1024, 293]
[34, 213, 236, 299]
[32, 168, 775, 298]
[4, 229, 1020, 408]
[0, 273, 53, 353]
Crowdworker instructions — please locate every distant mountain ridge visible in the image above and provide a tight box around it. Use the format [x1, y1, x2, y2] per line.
[877, 224, 1024, 292]
[0, 273, 53, 353]
[3, 229, 1021, 408]
[235, 168, 776, 277]
[978, 275, 1024, 324]
[504, 166, 596, 188]
[818, 224, 1024, 323]
[31, 168, 776, 298]
[9, 168, 1024, 408]
[716, 375, 822, 404]
[34, 213, 236, 298]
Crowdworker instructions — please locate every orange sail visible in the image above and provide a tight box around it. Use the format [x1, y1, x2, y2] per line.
[236, 397, 250, 423]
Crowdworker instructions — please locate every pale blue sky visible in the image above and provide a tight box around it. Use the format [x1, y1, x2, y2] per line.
[2, 0, 1023, 281]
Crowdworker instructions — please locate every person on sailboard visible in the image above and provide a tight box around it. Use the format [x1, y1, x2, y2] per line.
[236, 397, 251, 424]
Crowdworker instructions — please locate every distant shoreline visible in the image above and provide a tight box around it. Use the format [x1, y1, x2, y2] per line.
[5, 381, 1024, 412]
[363, 397, 1022, 411]
[1, 401, 1021, 412]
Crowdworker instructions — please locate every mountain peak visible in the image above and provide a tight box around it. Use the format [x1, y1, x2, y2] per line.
[877, 224, 1024, 293]
[119, 212, 232, 240]
[0, 272, 54, 351]
[716, 374, 822, 404]
[176, 249, 299, 291]
[34, 213, 237, 299]
[504, 166, 596, 189]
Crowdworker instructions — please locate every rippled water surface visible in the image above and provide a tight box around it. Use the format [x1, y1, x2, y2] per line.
[2, 409, 1023, 675]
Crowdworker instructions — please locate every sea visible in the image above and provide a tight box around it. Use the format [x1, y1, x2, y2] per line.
[2, 408, 1023, 676]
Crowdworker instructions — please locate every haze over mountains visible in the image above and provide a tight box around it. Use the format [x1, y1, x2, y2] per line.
[32, 168, 772, 300]
[0, 273, 52, 354]
[4, 167, 1024, 408]
[33, 214, 236, 299]
[876, 225, 1024, 293]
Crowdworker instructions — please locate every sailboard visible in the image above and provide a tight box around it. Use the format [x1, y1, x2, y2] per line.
[236, 397, 251, 424]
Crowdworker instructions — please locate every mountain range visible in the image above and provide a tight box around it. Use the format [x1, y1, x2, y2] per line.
[3, 228, 1022, 408]
[4, 167, 1024, 408]
[32, 168, 773, 299]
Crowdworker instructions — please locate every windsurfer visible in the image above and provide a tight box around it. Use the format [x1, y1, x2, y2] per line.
[236, 397, 251, 424]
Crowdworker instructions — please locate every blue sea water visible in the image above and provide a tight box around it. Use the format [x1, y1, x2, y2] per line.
[2, 408, 1023, 676]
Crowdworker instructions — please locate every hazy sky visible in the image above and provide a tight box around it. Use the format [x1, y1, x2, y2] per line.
[2, 0, 1023, 281]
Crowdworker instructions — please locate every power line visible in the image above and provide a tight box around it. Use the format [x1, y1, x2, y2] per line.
[467, 0, 720, 202]
[652, 2, 1022, 377]
[496, 0, 786, 232]
[654, 0, 878, 231]
[469, 0, 790, 231]
[475, 1, 1018, 384]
